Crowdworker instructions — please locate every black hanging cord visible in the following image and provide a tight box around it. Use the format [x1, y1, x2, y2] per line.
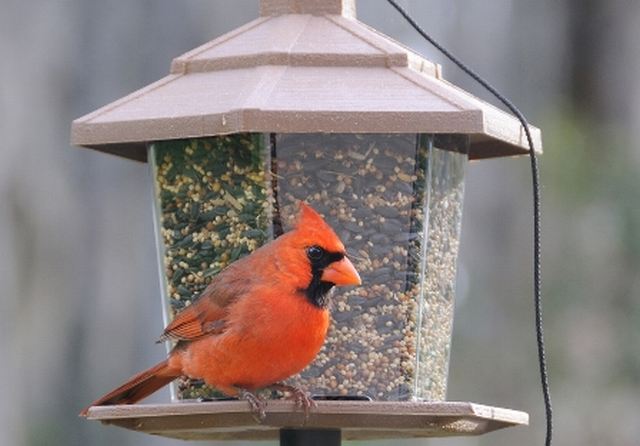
[383, 1, 552, 445]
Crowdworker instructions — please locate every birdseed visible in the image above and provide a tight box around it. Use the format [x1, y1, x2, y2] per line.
[149, 133, 466, 401]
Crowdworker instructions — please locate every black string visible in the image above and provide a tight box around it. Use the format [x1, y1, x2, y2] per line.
[383, 1, 552, 445]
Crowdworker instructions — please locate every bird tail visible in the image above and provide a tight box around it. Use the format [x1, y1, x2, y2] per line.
[79, 359, 179, 416]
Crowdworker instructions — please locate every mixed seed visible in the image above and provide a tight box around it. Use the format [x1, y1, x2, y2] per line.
[151, 135, 270, 400]
[150, 133, 466, 401]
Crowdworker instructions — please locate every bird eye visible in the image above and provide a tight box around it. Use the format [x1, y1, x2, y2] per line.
[307, 245, 324, 260]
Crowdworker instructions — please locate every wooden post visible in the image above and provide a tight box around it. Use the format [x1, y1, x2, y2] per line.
[280, 428, 341, 446]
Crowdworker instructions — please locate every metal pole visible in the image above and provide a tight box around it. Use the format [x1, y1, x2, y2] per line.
[279, 428, 341, 446]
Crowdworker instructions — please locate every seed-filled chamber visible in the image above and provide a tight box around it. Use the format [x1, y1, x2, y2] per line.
[149, 132, 466, 401]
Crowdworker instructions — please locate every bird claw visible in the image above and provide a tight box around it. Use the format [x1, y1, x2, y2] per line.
[239, 389, 267, 423]
[269, 383, 316, 423]
[291, 387, 317, 418]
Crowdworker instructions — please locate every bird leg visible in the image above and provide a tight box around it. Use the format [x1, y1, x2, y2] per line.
[268, 382, 316, 422]
[239, 389, 267, 423]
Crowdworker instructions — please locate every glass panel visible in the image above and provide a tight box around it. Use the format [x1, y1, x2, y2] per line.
[149, 135, 270, 400]
[414, 137, 467, 400]
[273, 133, 466, 400]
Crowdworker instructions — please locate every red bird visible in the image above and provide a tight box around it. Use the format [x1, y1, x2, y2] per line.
[81, 202, 361, 417]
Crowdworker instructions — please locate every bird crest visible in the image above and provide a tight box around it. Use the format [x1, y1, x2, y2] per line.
[294, 202, 345, 253]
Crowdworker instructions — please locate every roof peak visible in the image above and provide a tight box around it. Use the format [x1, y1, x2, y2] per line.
[260, 0, 356, 18]
[169, 15, 421, 75]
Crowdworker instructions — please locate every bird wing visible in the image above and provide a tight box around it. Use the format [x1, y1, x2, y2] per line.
[157, 259, 255, 343]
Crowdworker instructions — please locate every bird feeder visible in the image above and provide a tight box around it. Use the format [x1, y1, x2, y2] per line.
[72, 0, 541, 441]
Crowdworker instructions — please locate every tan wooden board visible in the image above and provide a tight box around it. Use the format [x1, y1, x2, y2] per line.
[85, 400, 528, 441]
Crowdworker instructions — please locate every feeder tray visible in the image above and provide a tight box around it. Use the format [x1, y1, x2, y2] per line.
[84, 400, 528, 441]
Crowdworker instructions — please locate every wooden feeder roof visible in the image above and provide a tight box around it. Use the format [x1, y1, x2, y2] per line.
[71, 0, 542, 162]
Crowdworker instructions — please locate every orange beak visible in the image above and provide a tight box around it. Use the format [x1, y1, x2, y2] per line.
[321, 257, 362, 286]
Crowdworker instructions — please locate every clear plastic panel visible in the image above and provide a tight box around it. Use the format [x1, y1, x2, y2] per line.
[149, 136, 270, 400]
[273, 134, 466, 400]
[414, 137, 467, 400]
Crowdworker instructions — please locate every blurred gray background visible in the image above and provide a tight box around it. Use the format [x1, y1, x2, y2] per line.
[1, 0, 639, 445]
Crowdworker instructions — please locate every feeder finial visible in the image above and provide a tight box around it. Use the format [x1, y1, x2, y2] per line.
[260, 0, 356, 17]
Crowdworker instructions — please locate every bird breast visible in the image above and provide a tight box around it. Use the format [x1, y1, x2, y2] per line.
[179, 288, 330, 392]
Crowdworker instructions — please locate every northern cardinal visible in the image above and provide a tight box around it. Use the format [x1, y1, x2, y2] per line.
[80, 202, 361, 417]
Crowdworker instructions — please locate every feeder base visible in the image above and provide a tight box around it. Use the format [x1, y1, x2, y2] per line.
[84, 400, 528, 441]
